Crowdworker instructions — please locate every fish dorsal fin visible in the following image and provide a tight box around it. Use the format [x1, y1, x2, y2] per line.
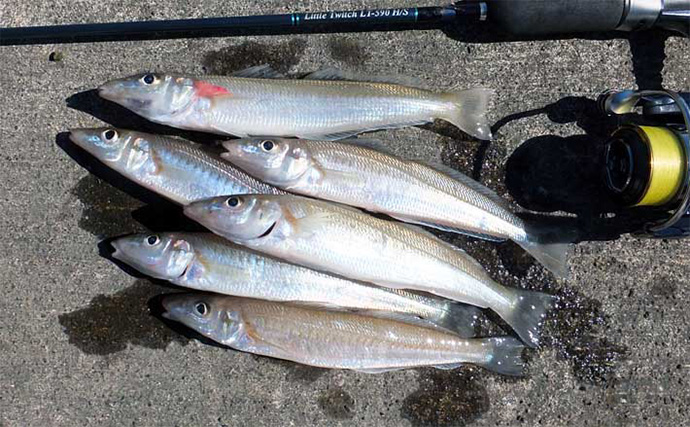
[231, 65, 285, 79]
[304, 67, 424, 87]
[420, 160, 513, 210]
[337, 138, 397, 156]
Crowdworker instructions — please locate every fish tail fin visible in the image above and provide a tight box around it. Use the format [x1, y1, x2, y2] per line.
[517, 223, 576, 278]
[477, 337, 526, 376]
[441, 88, 494, 140]
[515, 239, 571, 278]
[497, 288, 557, 348]
[434, 302, 482, 338]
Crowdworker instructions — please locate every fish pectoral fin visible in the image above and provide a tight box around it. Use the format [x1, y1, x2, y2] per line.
[239, 320, 294, 357]
[287, 211, 334, 240]
[304, 68, 425, 88]
[387, 214, 507, 242]
[231, 64, 285, 79]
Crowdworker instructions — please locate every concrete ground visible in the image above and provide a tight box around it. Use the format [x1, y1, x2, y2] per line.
[1, 1, 688, 426]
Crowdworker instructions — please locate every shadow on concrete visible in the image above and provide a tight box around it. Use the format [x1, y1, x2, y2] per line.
[494, 95, 671, 242]
[57, 132, 206, 235]
[66, 90, 225, 144]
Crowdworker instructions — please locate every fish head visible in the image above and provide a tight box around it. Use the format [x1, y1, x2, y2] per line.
[111, 233, 195, 279]
[221, 138, 312, 186]
[98, 72, 195, 120]
[161, 293, 242, 343]
[184, 195, 283, 242]
[68, 127, 138, 163]
[69, 127, 159, 175]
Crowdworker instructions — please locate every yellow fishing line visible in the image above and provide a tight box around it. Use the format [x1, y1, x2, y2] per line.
[636, 126, 685, 207]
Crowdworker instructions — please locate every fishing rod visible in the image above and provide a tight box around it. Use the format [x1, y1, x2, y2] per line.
[1, 0, 688, 45]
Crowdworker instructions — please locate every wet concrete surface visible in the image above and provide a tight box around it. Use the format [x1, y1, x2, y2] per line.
[1, 1, 689, 426]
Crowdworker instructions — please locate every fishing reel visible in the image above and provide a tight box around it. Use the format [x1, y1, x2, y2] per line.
[598, 89, 690, 238]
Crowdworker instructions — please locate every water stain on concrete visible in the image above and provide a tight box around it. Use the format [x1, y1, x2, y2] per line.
[287, 364, 328, 383]
[402, 369, 489, 426]
[260, 357, 327, 383]
[459, 240, 629, 386]
[327, 37, 369, 66]
[202, 39, 307, 76]
[59, 280, 188, 355]
[649, 276, 678, 301]
[544, 286, 628, 385]
[439, 135, 628, 386]
[318, 387, 355, 420]
[71, 174, 146, 238]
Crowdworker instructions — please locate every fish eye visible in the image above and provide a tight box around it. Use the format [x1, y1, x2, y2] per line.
[226, 196, 242, 208]
[103, 129, 118, 142]
[261, 140, 275, 152]
[141, 74, 157, 85]
[146, 235, 160, 246]
[195, 302, 208, 316]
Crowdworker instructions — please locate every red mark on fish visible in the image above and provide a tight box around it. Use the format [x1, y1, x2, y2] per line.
[194, 80, 231, 98]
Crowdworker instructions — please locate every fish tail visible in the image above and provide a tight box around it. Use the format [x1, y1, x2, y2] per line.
[515, 239, 571, 278]
[497, 288, 557, 348]
[433, 302, 482, 338]
[477, 337, 526, 376]
[441, 88, 494, 140]
[516, 223, 576, 278]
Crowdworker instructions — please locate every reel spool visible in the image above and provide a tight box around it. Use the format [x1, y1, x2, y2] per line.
[600, 89, 690, 237]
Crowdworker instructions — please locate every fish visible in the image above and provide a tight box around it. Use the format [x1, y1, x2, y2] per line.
[183, 195, 557, 347]
[68, 127, 283, 205]
[161, 293, 526, 376]
[220, 137, 569, 277]
[97, 65, 493, 141]
[111, 232, 480, 337]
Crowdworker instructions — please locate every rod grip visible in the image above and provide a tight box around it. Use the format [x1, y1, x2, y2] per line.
[487, 0, 627, 35]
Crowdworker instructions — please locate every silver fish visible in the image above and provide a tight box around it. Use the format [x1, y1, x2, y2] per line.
[184, 194, 556, 347]
[97, 66, 493, 141]
[68, 128, 283, 205]
[162, 293, 526, 376]
[220, 137, 569, 277]
[111, 232, 479, 336]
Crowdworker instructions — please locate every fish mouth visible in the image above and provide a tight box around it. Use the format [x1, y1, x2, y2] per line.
[220, 143, 251, 165]
[68, 129, 88, 147]
[160, 295, 180, 320]
[178, 261, 192, 279]
[160, 299, 173, 320]
[182, 202, 207, 223]
[110, 240, 124, 260]
[97, 83, 117, 100]
[258, 222, 277, 239]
